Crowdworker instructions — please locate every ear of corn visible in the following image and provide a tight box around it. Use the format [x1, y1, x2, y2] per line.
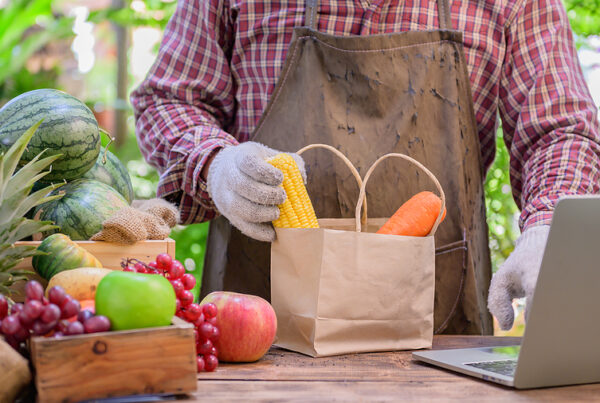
[267, 153, 319, 228]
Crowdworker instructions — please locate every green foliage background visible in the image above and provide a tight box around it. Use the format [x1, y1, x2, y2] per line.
[1, 0, 598, 298]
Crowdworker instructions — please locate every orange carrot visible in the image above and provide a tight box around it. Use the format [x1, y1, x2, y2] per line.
[376, 191, 446, 236]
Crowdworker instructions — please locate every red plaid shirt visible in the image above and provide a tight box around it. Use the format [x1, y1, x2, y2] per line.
[131, 0, 600, 229]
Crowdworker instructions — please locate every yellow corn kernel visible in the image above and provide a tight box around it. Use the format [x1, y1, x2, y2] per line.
[267, 154, 319, 228]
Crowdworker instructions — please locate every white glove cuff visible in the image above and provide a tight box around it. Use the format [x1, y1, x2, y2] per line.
[515, 225, 550, 251]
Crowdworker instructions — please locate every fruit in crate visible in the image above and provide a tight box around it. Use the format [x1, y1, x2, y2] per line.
[0, 89, 100, 182]
[34, 179, 129, 240]
[32, 234, 102, 280]
[122, 255, 220, 372]
[46, 267, 113, 301]
[0, 121, 64, 296]
[200, 291, 277, 362]
[82, 146, 134, 203]
[95, 271, 176, 331]
[0, 281, 111, 351]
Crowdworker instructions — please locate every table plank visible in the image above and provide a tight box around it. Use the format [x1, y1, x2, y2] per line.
[186, 380, 600, 402]
[196, 336, 522, 382]
[185, 336, 599, 402]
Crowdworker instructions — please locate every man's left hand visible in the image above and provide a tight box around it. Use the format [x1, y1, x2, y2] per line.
[487, 225, 550, 330]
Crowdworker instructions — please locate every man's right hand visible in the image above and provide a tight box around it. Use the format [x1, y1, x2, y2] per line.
[206, 141, 303, 242]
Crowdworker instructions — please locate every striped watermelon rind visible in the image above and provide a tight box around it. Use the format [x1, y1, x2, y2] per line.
[32, 233, 103, 280]
[82, 147, 134, 203]
[35, 179, 129, 240]
[0, 89, 100, 181]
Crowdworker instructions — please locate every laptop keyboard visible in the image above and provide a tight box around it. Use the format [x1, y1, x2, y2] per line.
[465, 359, 517, 377]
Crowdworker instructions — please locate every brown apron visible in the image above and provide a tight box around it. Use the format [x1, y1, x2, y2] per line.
[201, 0, 493, 335]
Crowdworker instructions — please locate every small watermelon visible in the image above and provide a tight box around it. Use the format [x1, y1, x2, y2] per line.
[82, 147, 134, 203]
[0, 89, 100, 181]
[33, 234, 103, 280]
[35, 179, 129, 240]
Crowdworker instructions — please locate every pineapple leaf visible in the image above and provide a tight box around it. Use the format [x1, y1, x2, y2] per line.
[0, 217, 57, 245]
[4, 152, 62, 200]
[0, 182, 64, 227]
[0, 243, 38, 272]
[0, 119, 43, 197]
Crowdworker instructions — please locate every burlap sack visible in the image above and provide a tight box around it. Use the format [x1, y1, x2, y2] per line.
[0, 339, 32, 403]
[91, 198, 179, 244]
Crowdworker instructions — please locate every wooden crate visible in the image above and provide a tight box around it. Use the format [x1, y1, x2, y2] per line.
[10, 238, 176, 301]
[30, 317, 197, 402]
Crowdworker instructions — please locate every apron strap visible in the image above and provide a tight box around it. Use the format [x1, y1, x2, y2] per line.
[437, 0, 453, 30]
[304, 0, 319, 30]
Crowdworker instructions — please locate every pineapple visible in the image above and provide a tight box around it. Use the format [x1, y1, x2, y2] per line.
[0, 120, 64, 295]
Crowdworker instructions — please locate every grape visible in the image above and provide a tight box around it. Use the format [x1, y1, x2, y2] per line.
[179, 290, 194, 307]
[197, 338, 213, 355]
[148, 261, 158, 270]
[1, 315, 21, 335]
[209, 346, 218, 357]
[168, 260, 185, 279]
[48, 286, 67, 306]
[23, 299, 44, 319]
[10, 303, 23, 315]
[197, 356, 206, 372]
[84, 315, 111, 333]
[18, 310, 35, 328]
[170, 279, 185, 297]
[0, 294, 8, 319]
[175, 310, 186, 319]
[181, 274, 196, 290]
[41, 304, 61, 323]
[156, 253, 173, 271]
[192, 314, 205, 328]
[133, 262, 146, 272]
[198, 322, 214, 340]
[148, 268, 160, 275]
[57, 319, 71, 334]
[25, 280, 44, 301]
[65, 321, 84, 335]
[209, 326, 220, 342]
[207, 317, 217, 326]
[53, 331, 64, 338]
[184, 304, 202, 321]
[175, 298, 182, 313]
[60, 298, 80, 319]
[204, 354, 218, 372]
[202, 303, 218, 319]
[13, 326, 30, 342]
[32, 319, 56, 336]
[123, 266, 135, 272]
[77, 309, 94, 323]
[41, 296, 50, 306]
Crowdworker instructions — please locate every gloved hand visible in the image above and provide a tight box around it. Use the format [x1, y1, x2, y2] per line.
[206, 141, 306, 242]
[487, 225, 550, 330]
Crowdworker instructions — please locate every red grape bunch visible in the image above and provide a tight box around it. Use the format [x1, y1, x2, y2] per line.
[0, 280, 111, 351]
[122, 253, 220, 372]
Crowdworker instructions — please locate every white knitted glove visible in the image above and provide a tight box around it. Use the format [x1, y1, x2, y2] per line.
[488, 225, 550, 330]
[206, 141, 305, 242]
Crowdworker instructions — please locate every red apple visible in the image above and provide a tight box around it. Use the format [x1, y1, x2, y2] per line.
[200, 291, 277, 362]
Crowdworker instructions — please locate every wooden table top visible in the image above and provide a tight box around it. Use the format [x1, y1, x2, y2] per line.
[183, 335, 600, 402]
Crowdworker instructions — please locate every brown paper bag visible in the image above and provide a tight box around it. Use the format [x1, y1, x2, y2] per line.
[271, 144, 445, 357]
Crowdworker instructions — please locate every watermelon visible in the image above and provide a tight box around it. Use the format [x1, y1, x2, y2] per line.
[35, 179, 129, 240]
[82, 147, 134, 203]
[32, 234, 103, 280]
[0, 89, 100, 181]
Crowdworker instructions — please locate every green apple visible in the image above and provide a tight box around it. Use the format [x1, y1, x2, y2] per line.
[95, 271, 176, 331]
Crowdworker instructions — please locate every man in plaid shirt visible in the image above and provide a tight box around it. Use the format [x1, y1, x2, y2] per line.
[131, 0, 600, 331]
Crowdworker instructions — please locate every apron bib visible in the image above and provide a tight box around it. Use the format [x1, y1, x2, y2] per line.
[202, 0, 493, 335]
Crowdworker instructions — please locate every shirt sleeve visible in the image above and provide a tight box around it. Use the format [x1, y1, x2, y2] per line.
[498, 0, 600, 231]
[130, 0, 237, 225]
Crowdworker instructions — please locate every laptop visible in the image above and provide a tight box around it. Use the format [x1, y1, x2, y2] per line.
[412, 195, 600, 389]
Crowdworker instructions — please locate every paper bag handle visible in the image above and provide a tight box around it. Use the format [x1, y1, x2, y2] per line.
[355, 153, 446, 236]
[297, 144, 368, 227]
